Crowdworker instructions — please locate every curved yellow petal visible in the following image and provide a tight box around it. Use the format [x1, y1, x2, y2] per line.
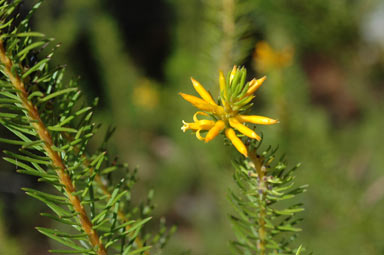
[225, 128, 248, 157]
[181, 119, 216, 132]
[205, 120, 226, 143]
[196, 130, 206, 140]
[237, 115, 279, 125]
[193, 111, 208, 122]
[246, 76, 266, 96]
[179, 92, 217, 112]
[181, 120, 189, 132]
[190, 77, 217, 105]
[229, 117, 261, 140]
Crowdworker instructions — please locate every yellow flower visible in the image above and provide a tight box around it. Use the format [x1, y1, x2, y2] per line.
[180, 66, 278, 157]
[254, 41, 293, 72]
[132, 79, 159, 110]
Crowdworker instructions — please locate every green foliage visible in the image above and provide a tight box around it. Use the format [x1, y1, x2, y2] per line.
[222, 66, 254, 111]
[0, 1, 172, 254]
[229, 140, 307, 254]
[1, 0, 384, 254]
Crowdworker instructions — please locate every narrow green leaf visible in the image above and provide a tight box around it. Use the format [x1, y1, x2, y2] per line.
[0, 98, 19, 103]
[3, 157, 36, 172]
[0, 17, 13, 29]
[16, 169, 56, 179]
[37, 177, 63, 186]
[93, 218, 110, 230]
[110, 220, 136, 232]
[40, 213, 80, 226]
[48, 249, 95, 254]
[56, 115, 74, 127]
[4, 125, 38, 146]
[39, 87, 78, 102]
[92, 210, 108, 225]
[90, 152, 106, 168]
[4, 150, 50, 165]
[21, 58, 50, 79]
[23, 188, 67, 202]
[273, 208, 304, 216]
[69, 137, 83, 147]
[106, 190, 128, 208]
[0, 90, 20, 100]
[126, 246, 151, 255]
[17, 41, 46, 59]
[0, 112, 18, 118]
[19, 149, 49, 161]
[28, 91, 44, 100]
[6, 31, 45, 38]
[277, 225, 302, 232]
[123, 217, 151, 235]
[75, 106, 92, 116]
[21, 140, 45, 149]
[296, 245, 303, 255]
[122, 245, 132, 255]
[36, 228, 87, 252]
[100, 166, 118, 175]
[27, 191, 71, 217]
[51, 146, 65, 152]
[105, 238, 120, 249]
[47, 126, 77, 133]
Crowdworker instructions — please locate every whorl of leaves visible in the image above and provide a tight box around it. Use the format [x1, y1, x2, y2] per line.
[229, 139, 307, 255]
[0, 1, 174, 254]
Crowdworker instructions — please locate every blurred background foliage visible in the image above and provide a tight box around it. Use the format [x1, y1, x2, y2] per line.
[1, 0, 384, 254]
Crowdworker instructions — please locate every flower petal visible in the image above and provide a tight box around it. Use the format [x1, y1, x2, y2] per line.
[219, 71, 230, 108]
[225, 128, 248, 157]
[229, 66, 237, 84]
[205, 120, 226, 143]
[193, 111, 208, 122]
[237, 115, 279, 125]
[179, 92, 218, 112]
[181, 119, 216, 132]
[229, 117, 261, 140]
[246, 76, 266, 96]
[219, 71, 226, 94]
[198, 120, 216, 130]
[190, 77, 217, 105]
[196, 130, 206, 140]
[181, 120, 188, 132]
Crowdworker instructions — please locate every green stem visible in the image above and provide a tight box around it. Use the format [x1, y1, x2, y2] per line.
[249, 151, 266, 255]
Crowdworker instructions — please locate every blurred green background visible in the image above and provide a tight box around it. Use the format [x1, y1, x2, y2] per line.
[1, 0, 384, 254]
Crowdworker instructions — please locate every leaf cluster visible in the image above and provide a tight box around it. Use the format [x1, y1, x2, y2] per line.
[229, 139, 307, 255]
[0, 1, 173, 254]
[221, 66, 254, 112]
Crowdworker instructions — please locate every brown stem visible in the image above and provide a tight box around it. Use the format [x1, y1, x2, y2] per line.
[0, 39, 107, 255]
[71, 147, 148, 253]
[249, 151, 266, 255]
[94, 175, 148, 253]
